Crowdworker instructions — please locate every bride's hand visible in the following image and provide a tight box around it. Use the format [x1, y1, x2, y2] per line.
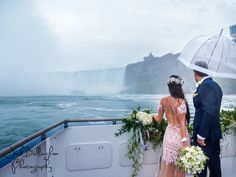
[182, 141, 189, 149]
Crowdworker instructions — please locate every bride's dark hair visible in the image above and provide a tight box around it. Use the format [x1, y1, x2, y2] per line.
[167, 75, 190, 124]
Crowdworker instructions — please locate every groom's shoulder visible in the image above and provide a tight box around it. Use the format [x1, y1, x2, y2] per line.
[205, 78, 221, 89]
[201, 79, 222, 94]
[202, 78, 217, 87]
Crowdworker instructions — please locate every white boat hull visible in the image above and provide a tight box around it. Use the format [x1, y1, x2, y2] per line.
[0, 123, 236, 177]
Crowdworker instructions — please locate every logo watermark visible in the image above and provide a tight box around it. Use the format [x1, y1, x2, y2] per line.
[10, 145, 59, 174]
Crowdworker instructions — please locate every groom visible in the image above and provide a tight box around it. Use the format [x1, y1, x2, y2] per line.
[192, 61, 222, 177]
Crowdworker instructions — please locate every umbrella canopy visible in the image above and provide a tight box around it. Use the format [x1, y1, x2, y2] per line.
[178, 30, 236, 79]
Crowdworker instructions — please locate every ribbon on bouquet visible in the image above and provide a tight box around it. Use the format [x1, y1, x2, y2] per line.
[146, 130, 150, 140]
[138, 129, 150, 151]
[137, 129, 151, 163]
[138, 129, 145, 163]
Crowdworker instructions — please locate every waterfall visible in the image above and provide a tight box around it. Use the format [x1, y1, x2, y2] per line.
[48, 68, 126, 95]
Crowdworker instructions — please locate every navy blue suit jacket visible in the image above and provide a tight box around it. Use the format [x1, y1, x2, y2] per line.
[193, 78, 223, 143]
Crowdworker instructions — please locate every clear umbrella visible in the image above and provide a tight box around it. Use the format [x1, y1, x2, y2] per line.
[178, 29, 236, 79]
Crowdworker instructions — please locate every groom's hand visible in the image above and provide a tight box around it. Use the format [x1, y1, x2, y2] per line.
[197, 138, 206, 146]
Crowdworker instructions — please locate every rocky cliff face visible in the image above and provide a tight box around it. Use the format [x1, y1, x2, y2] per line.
[124, 53, 236, 94]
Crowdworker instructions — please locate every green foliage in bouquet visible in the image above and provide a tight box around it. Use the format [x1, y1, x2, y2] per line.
[115, 106, 167, 177]
[187, 124, 193, 139]
[220, 107, 236, 135]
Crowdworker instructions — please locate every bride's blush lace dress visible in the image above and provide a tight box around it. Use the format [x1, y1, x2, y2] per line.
[155, 96, 190, 177]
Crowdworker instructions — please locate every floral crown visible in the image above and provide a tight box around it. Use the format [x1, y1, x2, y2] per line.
[167, 77, 184, 85]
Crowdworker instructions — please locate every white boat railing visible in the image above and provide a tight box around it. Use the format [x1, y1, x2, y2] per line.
[0, 118, 123, 169]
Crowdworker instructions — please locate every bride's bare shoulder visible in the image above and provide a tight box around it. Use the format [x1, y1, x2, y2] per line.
[161, 96, 171, 100]
[160, 96, 171, 104]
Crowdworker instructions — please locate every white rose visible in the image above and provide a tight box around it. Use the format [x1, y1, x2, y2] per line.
[137, 111, 152, 125]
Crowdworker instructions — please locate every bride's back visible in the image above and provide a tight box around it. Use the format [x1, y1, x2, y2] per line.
[160, 96, 186, 126]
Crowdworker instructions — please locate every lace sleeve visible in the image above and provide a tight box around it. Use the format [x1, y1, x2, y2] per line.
[177, 101, 187, 114]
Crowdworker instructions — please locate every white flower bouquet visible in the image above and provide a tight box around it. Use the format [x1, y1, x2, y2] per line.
[115, 107, 167, 177]
[176, 146, 208, 176]
[136, 111, 153, 125]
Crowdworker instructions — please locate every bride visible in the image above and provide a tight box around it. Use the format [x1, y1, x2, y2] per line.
[153, 75, 190, 177]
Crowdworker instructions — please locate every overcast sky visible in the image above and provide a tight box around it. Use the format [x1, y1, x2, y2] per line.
[0, 0, 235, 95]
[1, 0, 235, 71]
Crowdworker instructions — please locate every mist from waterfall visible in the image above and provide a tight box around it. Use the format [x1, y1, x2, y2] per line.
[47, 68, 126, 95]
